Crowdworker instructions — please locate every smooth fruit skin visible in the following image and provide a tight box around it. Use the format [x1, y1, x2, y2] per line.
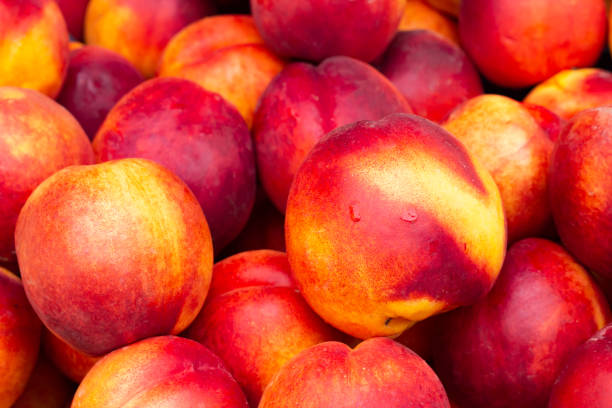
[259, 338, 450, 408]
[57, 45, 144, 140]
[159, 15, 285, 128]
[0, 87, 94, 264]
[399, 0, 459, 46]
[443, 94, 554, 243]
[548, 107, 612, 280]
[12, 355, 75, 408]
[459, 0, 607, 88]
[254, 56, 412, 213]
[0, 0, 69, 97]
[55, 0, 89, 39]
[0, 267, 42, 408]
[286, 113, 506, 339]
[206, 250, 294, 300]
[433, 238, 611, 408]
[250, 0, 405, 62]
[93, 77, 256, 253]
[84, 0, 215, 77]
[524, 68, 612, 120]
[425, 0, 459, 16]
[378, 30, 483, 123]
[72, 336, 249, 408]
[549, 324, 612, 408]
[43, 328, 100, 383]
[523, 103, 566, 142]
[187, 250, 342, 405]
[15, 158, 213, 356]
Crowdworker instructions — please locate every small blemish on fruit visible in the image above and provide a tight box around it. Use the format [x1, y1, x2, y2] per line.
[385, 317, 392, 326]
[349, 204, 361, 222]
[400, 209, 418, 223]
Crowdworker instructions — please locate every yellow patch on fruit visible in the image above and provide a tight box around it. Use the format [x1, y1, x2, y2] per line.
[84, 1, 149, 76]
[0, 2, 68, 97]
[349, 143, 506, 284]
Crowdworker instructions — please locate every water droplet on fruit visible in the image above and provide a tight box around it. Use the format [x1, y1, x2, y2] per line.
[349, 204, 361, 222]
[400, 209, 418, 223]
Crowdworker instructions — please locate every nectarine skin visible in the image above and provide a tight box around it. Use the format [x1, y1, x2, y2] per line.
[443, 94, 553, 243]
[187, 250, 343, 405]
[251, 0, 405, 62]
[425, 0, 459, 16]
[43, 329, 100, 383]
[399, 0, 459, 46]
[259, 338, 450, 408]
[254, 56, 412, 212]
[0, 267, 42, 408]
[206, 250, 293, 300]
[549, 324, 612, 408]
[524, 68, 612, 120]
[158, 14, 285, 128]
[286, 113, 506, 339]
[523, 103, 566, 142]
[459, 0, 607, 87]
[158, 15, 285, 128]
[84, 0, 215, 77]
[0, 87, 94, 264]
[0, 0, 69, 97]
[57, 45, 143, 140]
[12, 355, 75, 408]
[433, 238, 611, 408]
[159, 15, 264, 73]
[72, 336, 248, 407]
[15, 159, 213, 356]
[94, 77, 256, 253]
[378, 30, 483, 122]
[548, 107, 612, 280]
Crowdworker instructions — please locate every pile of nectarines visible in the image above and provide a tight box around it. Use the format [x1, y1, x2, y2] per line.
[1, 0, 612, 407]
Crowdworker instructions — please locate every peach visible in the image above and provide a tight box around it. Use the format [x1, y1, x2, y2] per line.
[251, 0, 405, 62]
[43, 329, 100, 383]
[524, 68, 612, 120]
[72, 336, 248, 407]
[15, 158, 213, 356]
[548, 324, 612, 408]
[186, 250, 343, 405]
[57, 45, 144, 140]
[0, 267, 41, 407]
[378, 30, 483, 122]
[84, 0, 215, 77]
[221, 188, 285, 257]
[259, 338, 450, 407]
[93, 78, 256, 253]
[12, 355, 75, 408]
[523, 102, 566, 142]
[0, 0, 69, 97]
[159, 15, 285, 128]
[425, 0, 459, 16]
[286, 114, 506, 339]
[399, 0, 459, 45]
[443, 94, 553, 243]
[548, 107, 612, 280]
[433, 238, 611, 408]
[459, 0, 607, 87]
[55, 0, 89, 39]
[0, 87, 93, 265]
[254, 56, 412, 212]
